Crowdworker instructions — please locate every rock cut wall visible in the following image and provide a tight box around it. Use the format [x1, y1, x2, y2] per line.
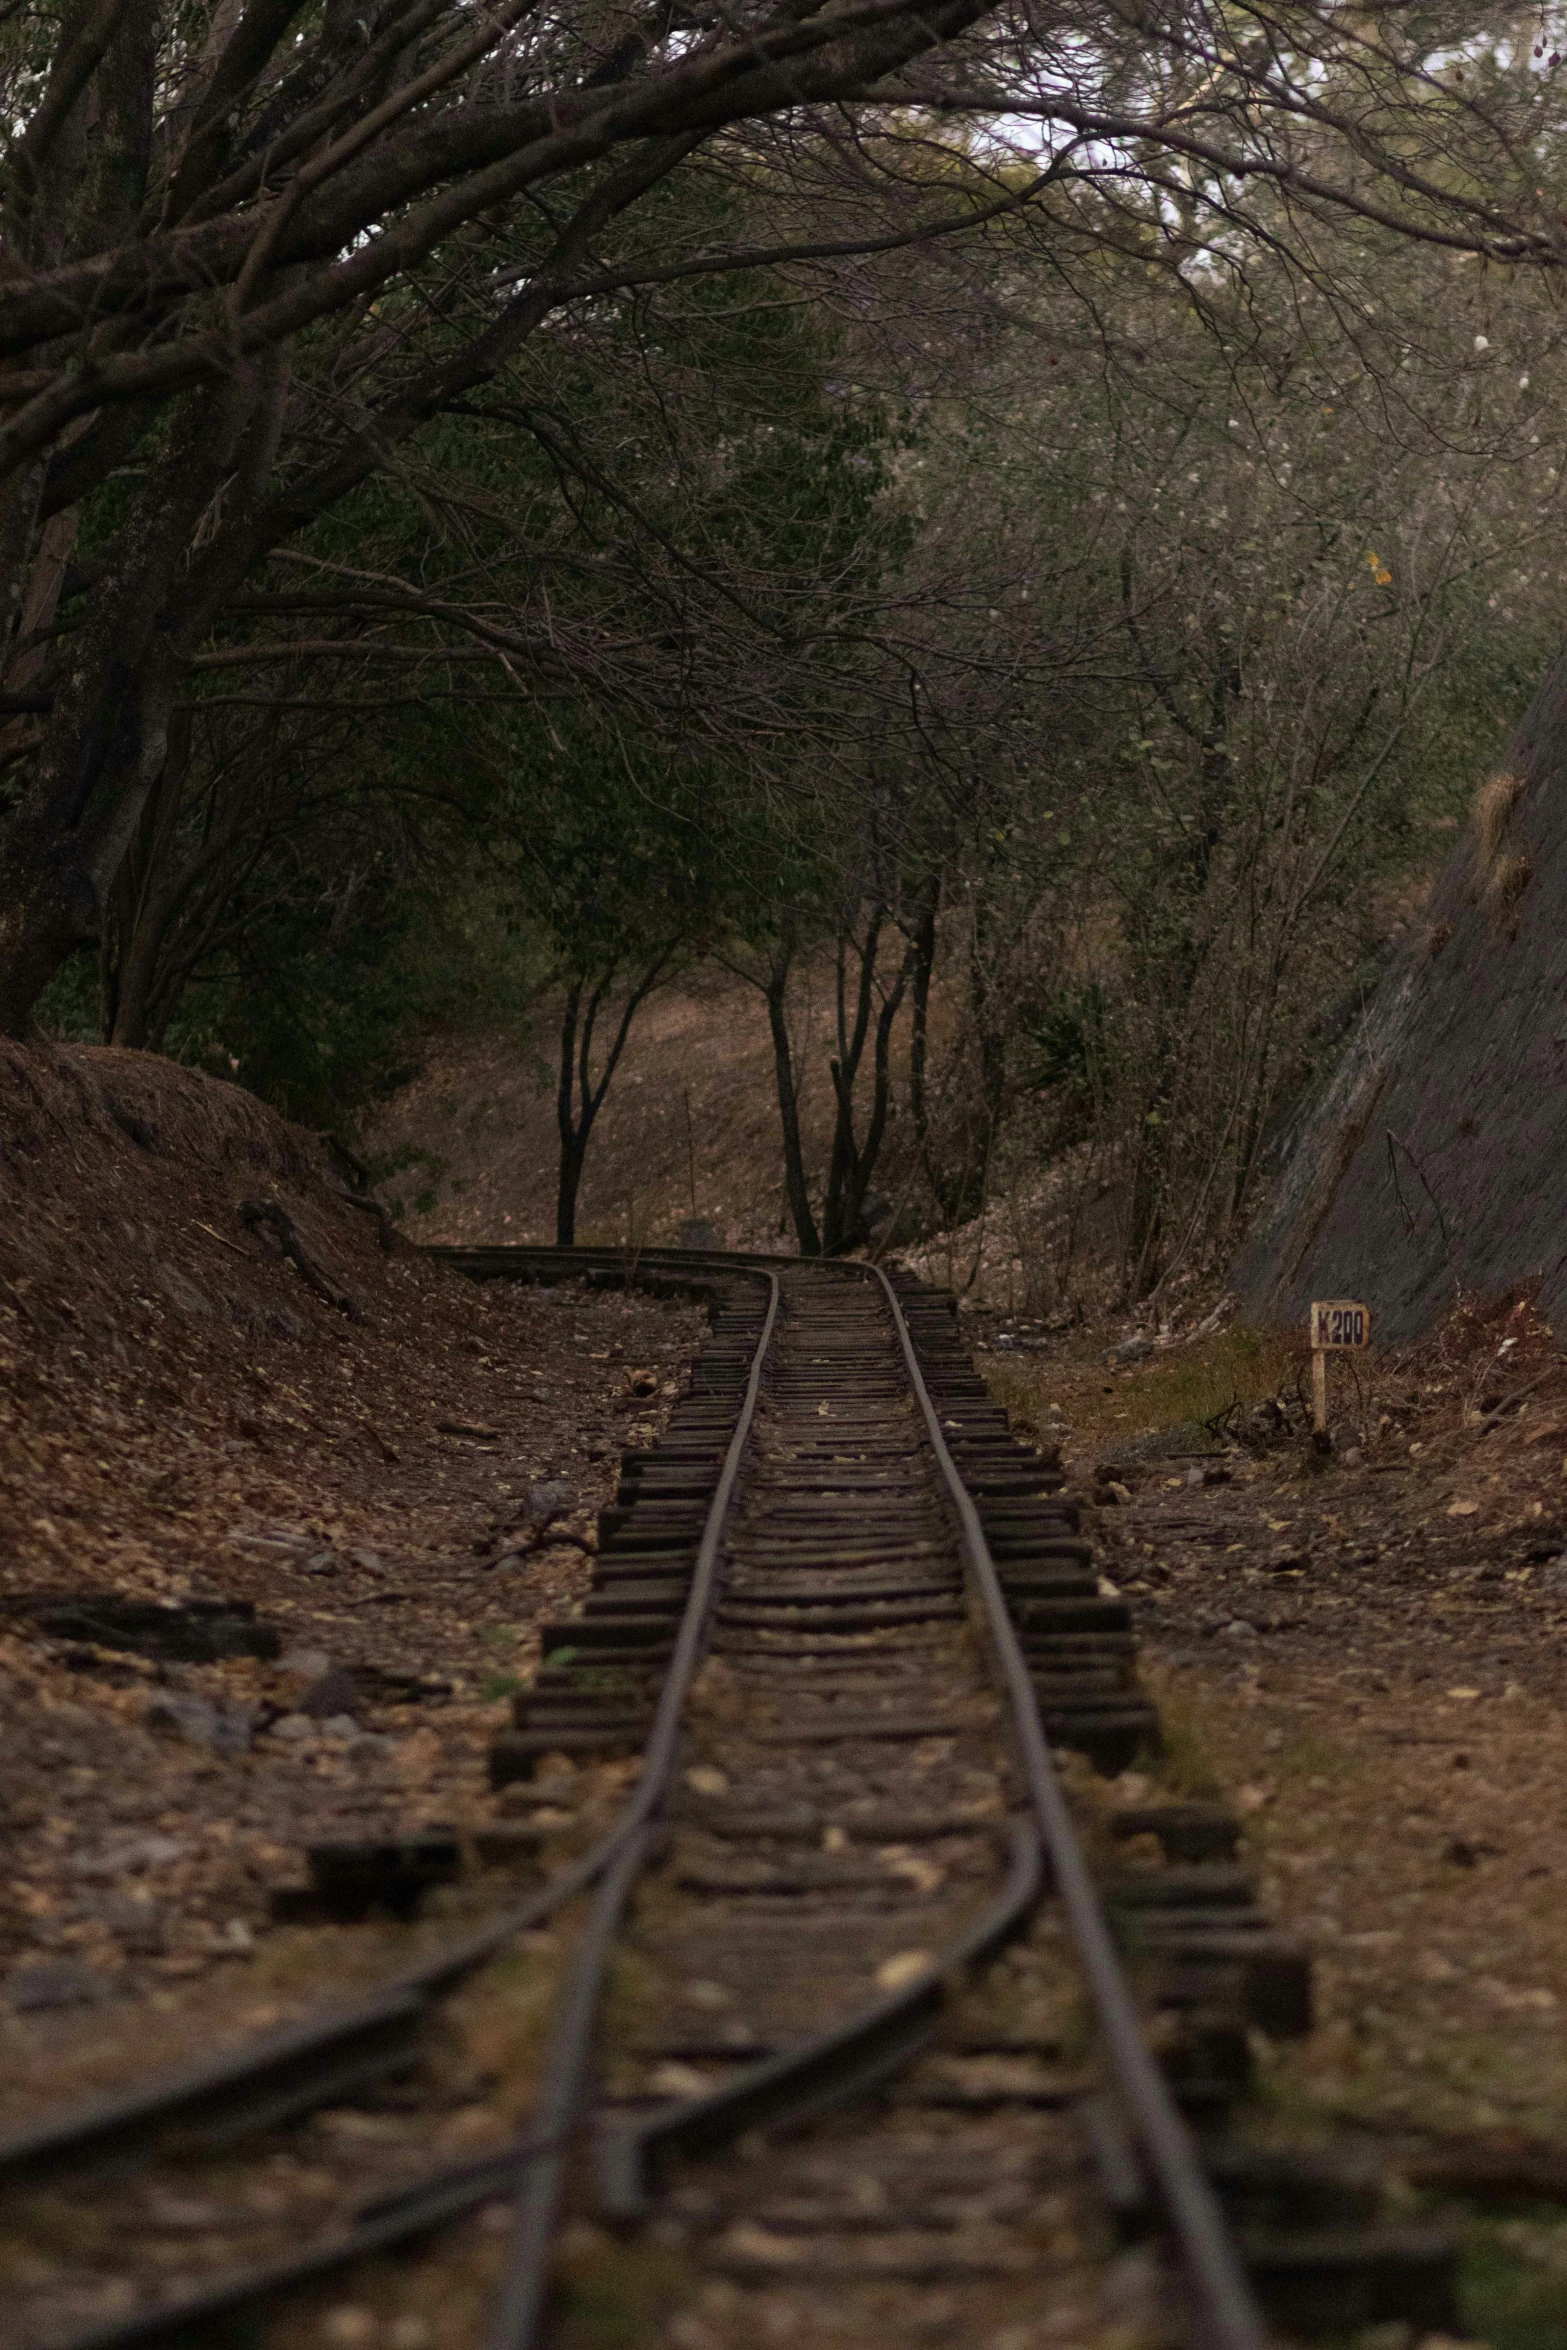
[1232, 651, 1567, 1341]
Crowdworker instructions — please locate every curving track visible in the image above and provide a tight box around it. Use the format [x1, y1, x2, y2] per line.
[0, 1249, 1458, 2349]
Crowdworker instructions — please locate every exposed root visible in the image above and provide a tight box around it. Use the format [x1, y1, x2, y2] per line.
[238, 1195, 364, 1321]
[339, 1188, 398, 1253]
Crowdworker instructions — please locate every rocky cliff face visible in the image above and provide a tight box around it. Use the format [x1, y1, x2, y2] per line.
[1233, 651, 1567, 1340]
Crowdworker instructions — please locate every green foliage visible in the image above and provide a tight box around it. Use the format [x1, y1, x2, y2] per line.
[1456, 2209, 1567, 2350]
[75, 180, 905, 1126]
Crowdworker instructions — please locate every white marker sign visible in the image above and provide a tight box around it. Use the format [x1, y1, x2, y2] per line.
[1309, 1298, 1371, 1433]
[1310, 1299, 1371, 1352]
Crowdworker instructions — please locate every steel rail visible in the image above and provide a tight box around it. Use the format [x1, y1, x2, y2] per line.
[595, 1812, 1043, 2215]
[527, 1249, 1266, 2348]
[11, 1247, 1263, 2350]
[0, 1260, 778, 2200]
[485, 1265, 784, 2350]
[872, 1265, 1269, 2350]
[8, 1267, 781, 2350]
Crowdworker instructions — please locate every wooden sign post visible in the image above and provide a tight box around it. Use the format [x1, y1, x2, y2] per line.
[1309, 1299, 1371, 1433]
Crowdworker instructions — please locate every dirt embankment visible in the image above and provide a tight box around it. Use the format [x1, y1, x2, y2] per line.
[363, 971, 831, 1252]
[0, 1042, 703, 2116]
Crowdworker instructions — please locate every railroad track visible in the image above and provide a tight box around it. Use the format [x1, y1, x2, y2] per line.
[0, 1250, 1457, 2349]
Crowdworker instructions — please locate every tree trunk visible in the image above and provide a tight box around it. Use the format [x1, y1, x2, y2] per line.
[556, 983, 586, 1245]
[907, 870, 939, 1156]
[0, 383, 253, 1033]
[764, 921, 821, 1255]
[554, 957, 671, 1245]
[822, 907, 910, 1254]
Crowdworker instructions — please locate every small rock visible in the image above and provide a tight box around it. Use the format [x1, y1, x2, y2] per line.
[9, 1960, 115, 2011]
[70, 1833, 184, 1880]
[94, 1896, 164, 1953]
[1108, 1335, 1154, 1363]
[320, 1713, 360, 1740]
[1220, 1619, 1259, 1640]
[146, 1693, 254, 1756]
[270, 1712, 315, 1742]
[1341, 1446, 1364, 1468]
[123, 1835, 185, 1871]
[278, 1648, 332, 1678]
[299, 1666, 359, 1719]
[351, 1550, 387, 1575]
[347, 1732, 396, 1762]
[1185, 1465, 1204, 1487]
[525, 1478, 574, 1526]
[301, 1550, 340, 1575]
[147, 1693, 217, 1747]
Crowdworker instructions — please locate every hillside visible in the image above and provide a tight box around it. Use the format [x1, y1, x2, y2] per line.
[0, 1040, 701, 2110]
[365, 968, 850, 1252]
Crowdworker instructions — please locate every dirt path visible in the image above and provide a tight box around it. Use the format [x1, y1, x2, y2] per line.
[986, 1290, 1567, 2346]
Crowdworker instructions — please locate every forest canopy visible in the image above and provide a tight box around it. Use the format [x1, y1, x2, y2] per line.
[6, 1, 1567, 1290]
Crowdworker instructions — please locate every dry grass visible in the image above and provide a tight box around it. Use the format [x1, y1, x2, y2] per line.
[986, 1325, 1309, 1461]
[1482, 850, 1534, 936]
[1473, 768, 1527, 863]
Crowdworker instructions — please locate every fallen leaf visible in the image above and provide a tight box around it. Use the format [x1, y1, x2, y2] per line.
[649, 2061, 711, 2098]
[1447, 1687, 1481, 1701]
[1446, 1499, 1480, 1516]
[875, 1949, 934, 1991]
[878, 1848, 945, 1894]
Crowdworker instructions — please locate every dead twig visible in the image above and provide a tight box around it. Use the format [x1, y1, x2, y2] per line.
[193, 1218, 252, 1261]
[1475, 1368, 1558, 1433]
